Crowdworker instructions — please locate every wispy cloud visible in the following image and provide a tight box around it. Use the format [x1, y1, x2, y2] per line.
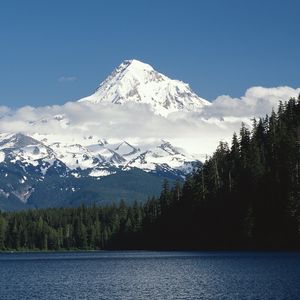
[58, 76, 77, 83]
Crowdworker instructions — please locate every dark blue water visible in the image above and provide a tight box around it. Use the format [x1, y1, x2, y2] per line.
[0, 251, 299, 300]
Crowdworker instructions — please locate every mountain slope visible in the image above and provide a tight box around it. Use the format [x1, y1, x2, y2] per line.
[0, 132, 200, 211]
[0, 59, 207, 210]
[78, 59, 210, 116]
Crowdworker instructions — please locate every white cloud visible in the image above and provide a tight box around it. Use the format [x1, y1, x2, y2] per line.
[58, 76, 77, 83]
[0, 86, 298, 156]
[202, 86, 300, 119]
[0, 106, 10, 117]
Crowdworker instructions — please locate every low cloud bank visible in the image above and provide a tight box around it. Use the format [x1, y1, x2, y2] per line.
[0, 86, 299, 155]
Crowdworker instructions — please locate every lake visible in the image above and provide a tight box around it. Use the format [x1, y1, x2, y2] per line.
[0, 251, 299, 299]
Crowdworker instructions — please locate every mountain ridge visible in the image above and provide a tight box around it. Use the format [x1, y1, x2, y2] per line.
[0, 59, 206, 210]
[78, 59, 210, 116]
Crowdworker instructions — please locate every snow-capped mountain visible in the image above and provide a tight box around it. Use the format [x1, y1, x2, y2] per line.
[0, 132, 197, 177]
[0, 59, 206, 210]
[0, 132, 200, 211]
[78, 59, 210, 116]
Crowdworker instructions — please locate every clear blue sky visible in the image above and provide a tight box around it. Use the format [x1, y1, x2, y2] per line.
[1, 0, 299, 107]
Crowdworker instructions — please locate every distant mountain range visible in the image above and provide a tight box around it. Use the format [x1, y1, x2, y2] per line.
[0, 59, 207, 211]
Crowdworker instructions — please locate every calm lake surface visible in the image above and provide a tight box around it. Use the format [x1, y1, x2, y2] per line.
[0, 251, 299, 300]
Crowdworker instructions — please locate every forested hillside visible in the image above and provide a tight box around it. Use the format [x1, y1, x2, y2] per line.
[0, 97, 299, 250]
[149, 97, 300, 249]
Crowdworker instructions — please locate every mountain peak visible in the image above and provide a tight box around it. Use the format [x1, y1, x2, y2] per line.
[120, 59, 154, 72]
[78, 59, 210, 115]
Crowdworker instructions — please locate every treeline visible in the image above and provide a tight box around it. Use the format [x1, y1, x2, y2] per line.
[0, 202, 146, 250]
[0, 97, 299, 250]
[151, 96, 300, 249]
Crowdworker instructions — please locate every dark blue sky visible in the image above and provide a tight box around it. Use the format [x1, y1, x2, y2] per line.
[1, 0, 299, 107]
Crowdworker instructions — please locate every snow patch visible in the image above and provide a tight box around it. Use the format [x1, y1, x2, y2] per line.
[89, 169, 116, 177]
[0, 151, 5, 163]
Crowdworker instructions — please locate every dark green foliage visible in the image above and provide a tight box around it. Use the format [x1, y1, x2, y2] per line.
[127, 96, 300, 250]
[0, 202, 144, 250]
[153, 96, 300, 250]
